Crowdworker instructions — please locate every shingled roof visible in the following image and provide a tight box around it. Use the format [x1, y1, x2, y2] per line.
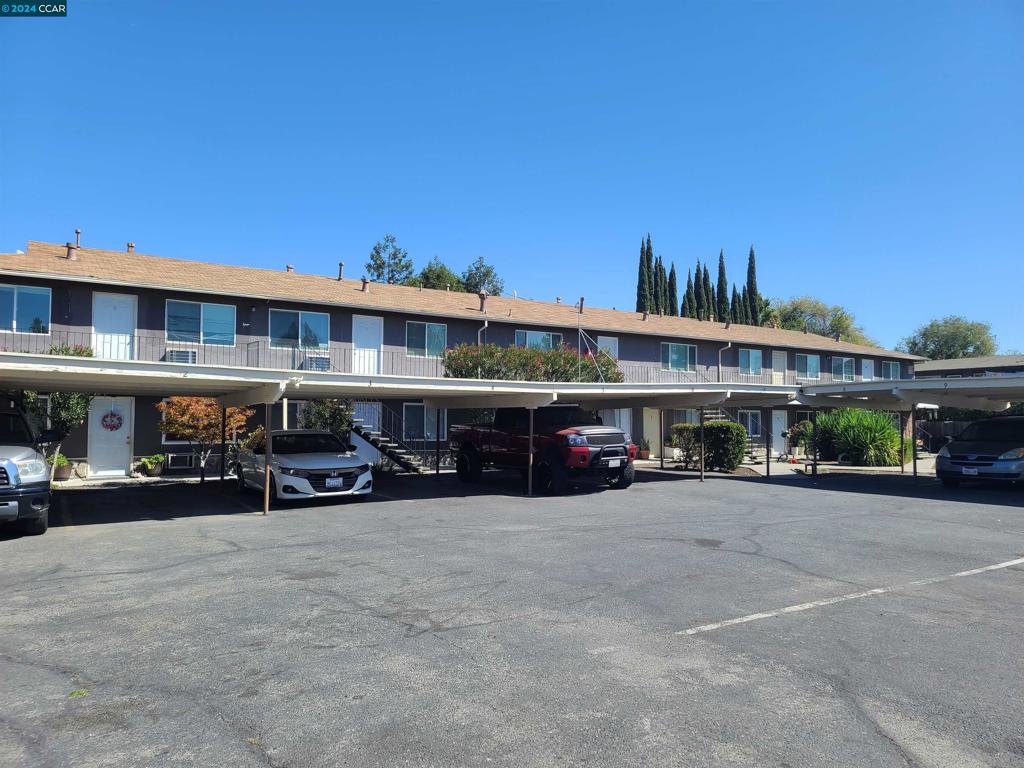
[0, 241, 921, 360]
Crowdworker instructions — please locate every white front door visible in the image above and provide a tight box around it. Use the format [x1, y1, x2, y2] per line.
[93, 292, 137, 360]
[643, 408, 661, 457]
[771, 410, 789, 457]
[862, 359, 874, 381]
[88, 397, 133, 476]
[772, 350, 787, 384]
[352, 315, 383, 375]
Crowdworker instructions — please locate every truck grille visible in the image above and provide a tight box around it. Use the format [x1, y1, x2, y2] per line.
[585, 433, 626, 447]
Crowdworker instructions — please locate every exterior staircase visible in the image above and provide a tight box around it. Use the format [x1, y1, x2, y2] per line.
[350, 418, 426, 474]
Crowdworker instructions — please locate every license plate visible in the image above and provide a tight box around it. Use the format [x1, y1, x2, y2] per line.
[607, 459, 622, 468]
[962, 466, 979, 476]
[325, 476, 345, 488]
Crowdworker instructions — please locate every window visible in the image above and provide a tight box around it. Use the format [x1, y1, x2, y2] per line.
[406, 321, 447, 358]
[795, 410, 814, 425]
[166, 300, 235, 346]
[402, 403, 446, 441]
[596, 336, 619, 360]
[831, 356, 855, 382]
[739, 409, 762, 437]
[515, 330, 562, 350]
[881, 361, 901, 380]
[270, 309, 329, 349]
[796, 353, 820, 380]
[661, 342, 697, 371]
[0, 285, 51, 334]
[739, 348, 763, 375]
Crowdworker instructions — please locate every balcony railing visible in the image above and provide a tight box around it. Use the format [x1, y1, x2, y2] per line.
[0, 329, 912, 386]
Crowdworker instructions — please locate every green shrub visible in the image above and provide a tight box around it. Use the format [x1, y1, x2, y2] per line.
[139, 454, 165, 472]
[442, 343, 623, 383]
[47, 452, 70, 468]
[670, 423, 700, 469]
[788, 420, 814, 451]
[669, 420, 747, 471]
[813, 409, 904, 467]
[703, 421, 748, 471]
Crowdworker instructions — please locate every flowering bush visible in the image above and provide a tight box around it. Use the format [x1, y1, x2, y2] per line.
[443, 343, 623, 383]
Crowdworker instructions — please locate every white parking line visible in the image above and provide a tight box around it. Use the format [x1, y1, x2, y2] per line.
[678, 556, 1024, 636]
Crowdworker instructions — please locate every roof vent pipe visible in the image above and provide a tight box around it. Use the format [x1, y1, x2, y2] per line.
[286, 264, 295, 273]
[361, 277, 370, 292]
[642, 311, 649, 321]
[478, 290, 488, 312]
[556, 297, 561, 304]
[579, 296, 585, 314]
[833, 332, 841, 341]
[65, 242, 78, 261]
[127, 242, 135, 252]
[337, 262, 344, 280]
[75, 228, 81, 247]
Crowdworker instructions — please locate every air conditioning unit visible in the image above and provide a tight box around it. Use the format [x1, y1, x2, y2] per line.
[166, 453, 194, 469]
[166, 349, 198, 364]
[301, 355, 331, 372]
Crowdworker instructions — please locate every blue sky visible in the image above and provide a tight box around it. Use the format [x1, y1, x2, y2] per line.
[1, 1, 1021, 351]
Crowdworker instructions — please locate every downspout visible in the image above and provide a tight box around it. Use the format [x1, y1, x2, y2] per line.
[477, 320, 489, 380]
[717, 342, 732, 383]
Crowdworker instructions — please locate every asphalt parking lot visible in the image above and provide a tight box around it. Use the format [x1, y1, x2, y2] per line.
[2, 470, 1024, 767]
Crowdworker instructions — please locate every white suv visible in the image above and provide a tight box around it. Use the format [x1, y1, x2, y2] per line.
[236, 429, 372, 502]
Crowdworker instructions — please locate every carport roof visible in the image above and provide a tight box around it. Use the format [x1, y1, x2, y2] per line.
[801, 375, 1024, 412]
[0, 352, 799, 410]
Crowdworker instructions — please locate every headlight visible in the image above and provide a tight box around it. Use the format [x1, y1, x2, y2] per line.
[623, 433, 632, 445]
[937, 445, 950, 458]
[355, 464, 371, 474]
[997, 447, 1024, 460]
[16, 459, 48, 482]
[281, 467, 310, 478]
[566, 434, 588, 447]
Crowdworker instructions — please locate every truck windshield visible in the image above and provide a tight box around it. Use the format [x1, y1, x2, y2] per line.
[538, 408, 602, 429]
[272, 433, 347, 454]
[0, 413, 35, 444]
[958, 421, 1024, 442]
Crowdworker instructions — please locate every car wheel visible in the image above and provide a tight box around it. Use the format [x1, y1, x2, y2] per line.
[607, 462, 635, 489]
[236, 465, 249, 493]
[535, 452, 568, 495]
[940, 477, 961, 489]
[19, 513, 48, 536]
[456, 448, 482, 483]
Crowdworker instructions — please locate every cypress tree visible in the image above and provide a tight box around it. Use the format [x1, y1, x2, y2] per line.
[730, 284, 740, 323]
[746, 245, 760, 326]
[740, 285, 751, 325]
[635, 238, 650, 313]
[684, 269, 696, 318]
[667, 263, 679, 317]
[659, 258, 670, 315]
[653, 256, 663, 314]
[702, 263, 715, 321]
[716, 249, 729, 321]
[693, 260, 705, 320]
[644, 235, 655, 312]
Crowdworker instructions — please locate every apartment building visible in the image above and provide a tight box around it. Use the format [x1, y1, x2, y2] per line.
[0, 241, 921, 475]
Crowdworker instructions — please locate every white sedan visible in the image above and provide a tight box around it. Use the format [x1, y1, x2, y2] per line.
[236, 429, 372, 501]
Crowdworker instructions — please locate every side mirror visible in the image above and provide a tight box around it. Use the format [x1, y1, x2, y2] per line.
[347, 444, 358, 453]
[37, 429, 60, 445]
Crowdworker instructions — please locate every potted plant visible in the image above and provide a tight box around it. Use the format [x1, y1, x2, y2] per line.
[638, 437, 651, 461]
[139, 454, 166, 477]
[49, 452, 74, 481]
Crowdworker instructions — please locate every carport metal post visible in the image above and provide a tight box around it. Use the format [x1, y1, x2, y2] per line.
[764, 407, 770, 480]
[811, 409, 818, 480]
[699, 407, 705, 482]
[219, 407, 227, 483]
[911, 407, 918, 479]
[659, 409, 665, 470]
[899, 412, 905, 474]
[434, 408, 441, 480]
[527, 408, 535, 496]
[263, 401, 272, 516]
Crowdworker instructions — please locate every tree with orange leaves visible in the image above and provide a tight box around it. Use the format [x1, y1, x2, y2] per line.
[156, 397, 254, 482]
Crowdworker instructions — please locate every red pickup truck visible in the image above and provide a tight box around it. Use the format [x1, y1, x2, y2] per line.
[449, 405, 637, 494]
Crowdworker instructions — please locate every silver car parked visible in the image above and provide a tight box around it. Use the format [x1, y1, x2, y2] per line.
[935, 416, 1024, 488]
[236, 429, 372, 502]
